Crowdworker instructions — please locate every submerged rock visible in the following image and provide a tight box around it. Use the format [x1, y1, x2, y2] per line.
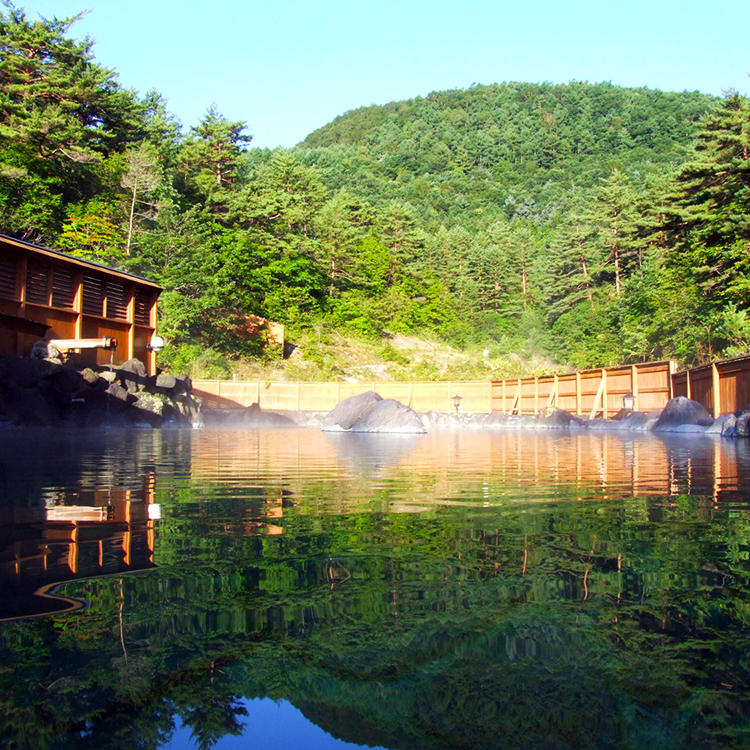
[350, 399, 426, 434]
[653, 397, 712, 432]
[322, 391, 383, 431]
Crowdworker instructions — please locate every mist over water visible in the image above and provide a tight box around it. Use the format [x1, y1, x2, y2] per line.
[2, 428, 750, 749]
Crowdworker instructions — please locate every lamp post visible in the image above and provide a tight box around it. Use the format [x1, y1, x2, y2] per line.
[622, 392, 635, 413]
[452, 394, 462, 414]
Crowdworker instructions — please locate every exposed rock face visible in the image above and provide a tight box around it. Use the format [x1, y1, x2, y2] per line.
[350, 399, 426, 434]
[0, 355, 203, 428]
[653, 397, 713, 432]
[322, 391, 383, 432]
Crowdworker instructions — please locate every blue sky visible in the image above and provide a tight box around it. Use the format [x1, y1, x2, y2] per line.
[19, 0, 750, 149]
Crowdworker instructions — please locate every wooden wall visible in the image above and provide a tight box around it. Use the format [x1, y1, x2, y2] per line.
[0, 238, 161, 373]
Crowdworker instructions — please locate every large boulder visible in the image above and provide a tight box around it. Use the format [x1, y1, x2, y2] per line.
[350, 399, 426, 434]
[322, 391, 383, 431]
[653, 397, 713, 432]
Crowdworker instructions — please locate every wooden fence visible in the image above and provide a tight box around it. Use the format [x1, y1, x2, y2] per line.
[192, 380, 494, 413]
[672, 355, 750, 417]
[491, 361, 677, 417]
[194, 360, 677, 415]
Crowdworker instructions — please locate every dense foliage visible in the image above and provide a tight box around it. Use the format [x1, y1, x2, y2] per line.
[1, 4, 748, 371]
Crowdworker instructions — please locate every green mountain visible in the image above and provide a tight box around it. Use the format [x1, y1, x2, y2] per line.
[2, 7, 748, 373]
[295, 82, 713, 230]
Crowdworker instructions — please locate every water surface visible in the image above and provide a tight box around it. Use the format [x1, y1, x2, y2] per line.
[2, 428, 750, 750]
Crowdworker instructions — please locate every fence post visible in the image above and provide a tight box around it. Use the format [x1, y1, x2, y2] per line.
[448, 381, 452, 413]
[602, 368, 608, 419]
[296, 382, 301, 411]
[712, 363, 721, 418]
[686, 368, 692, 400]
[576, 372, 582, 416]
[534, 377, 539, 415]
[217, 379, 222, 409]
[502, 380, 507, 414]
[631, 365, 639, 412]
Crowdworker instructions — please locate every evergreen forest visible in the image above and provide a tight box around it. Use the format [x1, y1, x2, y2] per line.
[2, 4, 749, 376]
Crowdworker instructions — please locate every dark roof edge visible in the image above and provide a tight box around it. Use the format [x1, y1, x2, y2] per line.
[0, 233, 162, 290]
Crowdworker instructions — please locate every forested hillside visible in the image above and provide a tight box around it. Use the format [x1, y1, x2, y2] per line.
[1, 5, 748, 376]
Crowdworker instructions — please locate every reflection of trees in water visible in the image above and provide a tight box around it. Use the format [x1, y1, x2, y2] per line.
[2, 429, 750, 748]
[2, 486, 750, 749]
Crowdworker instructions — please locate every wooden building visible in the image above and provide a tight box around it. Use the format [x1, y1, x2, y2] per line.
[0, 234, 162, 374]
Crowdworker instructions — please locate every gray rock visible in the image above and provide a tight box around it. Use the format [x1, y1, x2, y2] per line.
[133, 391, 166, 416]
[322, 391, 383, 431]
[485, 412, 509, 428]
[736, 411, 750, 437]
[106, 382, 132, 403]
[542, 408, 575, 429]
[618, 412, 648, 431]
[31, 340, 63, 363]
[155, 373, 178, 390]
[351, 399, 426, 434]
[118, 358, 148, 394]
[723, 413, 738, 437]
[670, 423, 709, 433]
[706, 415, 731, 434]
[653, 397, 712, 432]
[80, 368, 100, 385]
[240, 402, 296, 427]
[587, 418, 614, 430]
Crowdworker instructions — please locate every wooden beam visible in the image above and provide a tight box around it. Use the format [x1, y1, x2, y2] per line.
[534, 377, 539, 415]
[589, 375, 606, 420]
[576, 371, 582, 416]
[546, 380, 557, 408]
[602, 368, 608, 419]
[510, 387, 520, 415]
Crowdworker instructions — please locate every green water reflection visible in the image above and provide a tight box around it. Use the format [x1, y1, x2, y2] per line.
[2, 428, 750, 749]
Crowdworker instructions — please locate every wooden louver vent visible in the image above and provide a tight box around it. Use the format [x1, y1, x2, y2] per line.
[0, 253, 17, 299]
[81, 275, 103, 316]
[25, 259, 49, 305]
[51, 266, 75, 309]
[106, 282, 128, 320]
[134, 289, 151, 325]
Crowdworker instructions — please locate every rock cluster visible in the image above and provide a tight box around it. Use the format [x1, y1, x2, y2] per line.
[0, 355, 203, 428]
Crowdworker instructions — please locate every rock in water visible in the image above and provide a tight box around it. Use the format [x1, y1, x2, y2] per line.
[322, 391, 383, 431]
[350, 399, 426, 434]
[653, 397, 713, 432]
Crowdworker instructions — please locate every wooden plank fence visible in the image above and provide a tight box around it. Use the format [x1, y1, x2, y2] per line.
[672, 355, 750, 417]
[490, 361, 677, 417]
[193, 360, 678, 415]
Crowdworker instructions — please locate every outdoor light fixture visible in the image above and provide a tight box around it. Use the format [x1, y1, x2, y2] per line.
[453, 394, 462, 413]
[622, 392, 635, 412]
[147, 335, 165, 352]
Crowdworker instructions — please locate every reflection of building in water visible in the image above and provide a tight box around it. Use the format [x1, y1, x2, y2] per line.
[0, 473, 158, 621]
[188, 429, 747, 513]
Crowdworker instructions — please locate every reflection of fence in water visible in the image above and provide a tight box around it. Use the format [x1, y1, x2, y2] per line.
[187, 430, 744, 510]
